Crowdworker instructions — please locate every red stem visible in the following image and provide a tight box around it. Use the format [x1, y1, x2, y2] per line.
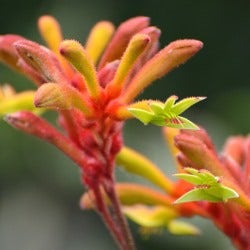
[93, 184, 128, 249]
[103, 176, 136, 250]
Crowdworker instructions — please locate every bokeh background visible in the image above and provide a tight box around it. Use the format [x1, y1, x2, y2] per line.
[1, 0, 250, 249]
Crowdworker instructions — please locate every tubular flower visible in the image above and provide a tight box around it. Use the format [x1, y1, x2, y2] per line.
[0, 84, 40, 116]
[81, 128, 250, 250]
[0, 15, 203, 250]
[111, 127, 249, 249]
[173, 128, 250, 250]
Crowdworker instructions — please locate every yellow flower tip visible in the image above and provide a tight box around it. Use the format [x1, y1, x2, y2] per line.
[107, 34, 150, 98]
[128, 33, 151, 54]
[34, 83, 68, 109]
[59, 39, 79, 56]
[38, 15, 59, 32]
[113, 33, 151, 79]
[116, 146, 174, 193]
[85, 21, 115, 65]
[0, 90, 38, 116]
[96, 20, 115, 32]
[34, 82, 93, 116]
[60, 40, 100, 99]
[123, 205, 178, 228]
[168, 220, 201, 236]
[38, 15, 63, 53]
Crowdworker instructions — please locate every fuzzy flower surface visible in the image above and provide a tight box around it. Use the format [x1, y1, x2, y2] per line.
[174, 128, 250, 250]
[86, 127, 250, 250]
[0, 15, 203, 250]
[0, 16, 202, 184]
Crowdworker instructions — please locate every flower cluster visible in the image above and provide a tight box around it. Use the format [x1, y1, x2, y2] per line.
[174, 128, 250, 250]
[82, 127, 250, 250]
[0, 15, 208, 250]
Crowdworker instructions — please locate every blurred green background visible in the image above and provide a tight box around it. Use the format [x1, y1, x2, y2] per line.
[1, 0, 250, 249]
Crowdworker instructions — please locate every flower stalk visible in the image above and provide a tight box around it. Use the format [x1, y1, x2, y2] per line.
[0, 15, 205, 250]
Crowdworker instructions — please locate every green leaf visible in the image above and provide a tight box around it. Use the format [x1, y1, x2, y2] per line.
[150, 115, 168, 126]
[174, 188, 222, 203]
[174, 173, 202, 185]
[205, 186, 239, 202]
[174, 116, 199, 129]
[127, 108, 154, 124]
[163, 95, 178, 112]
[164, 116, 199, 129]
[174, 167, 239, 203]
[171, 96, 206, 115]
[128, 95, 204, 129]
[149, 102, 164, 114]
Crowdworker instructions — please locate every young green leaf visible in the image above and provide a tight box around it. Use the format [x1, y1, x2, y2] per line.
[127, 108, 154, 125]
[149, 102, 164, 115]
[171, 96, 206, 115]
[128, 95, 205, 129]
[163, 95, 178, 112]
[174, 188, 221, 203]
[174, 167, 239, 203]
[173, 173, 202, 185]
[164, 115, 199, 129]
